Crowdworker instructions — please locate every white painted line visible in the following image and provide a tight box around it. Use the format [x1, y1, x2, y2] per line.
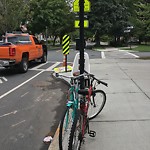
[29, 68, 45, 71]
[0, 79, 2, 84]
[101, 51, 106, 59]
[0, 77, 8, 83]
[11, 120, 26, 127]
[56, 50, 61, 52]
[2, 77, 7, 81]
[21, 92, 29, 98]
[31, 62, 48, 70]
[0, 110, 18, 118]
[0, 71, 44, 100]
[46, 62, 61, 71]
[126, 52, 139, 58]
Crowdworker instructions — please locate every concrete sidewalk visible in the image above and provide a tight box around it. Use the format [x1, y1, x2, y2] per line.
[49, 57, 150, 150]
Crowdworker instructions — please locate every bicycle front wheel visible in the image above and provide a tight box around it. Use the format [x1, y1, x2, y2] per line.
[68, 110, 82, 150]
[88, 90, 106, 120]
[59, 107, 74, 150]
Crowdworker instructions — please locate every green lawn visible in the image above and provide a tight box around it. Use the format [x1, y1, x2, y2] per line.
[122, 45, 150, 52]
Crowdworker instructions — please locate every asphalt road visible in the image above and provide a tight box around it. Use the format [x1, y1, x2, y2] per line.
[0, 61, 70, 149]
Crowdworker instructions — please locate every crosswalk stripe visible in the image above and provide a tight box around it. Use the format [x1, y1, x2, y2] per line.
[0, 77, 8, 84]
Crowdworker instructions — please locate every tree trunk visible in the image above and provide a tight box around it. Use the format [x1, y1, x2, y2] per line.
[53, 36, 57, 46]
[138, 36, 142, 45]
[59, 38, 62, 45]
[95, 32, 100, 46]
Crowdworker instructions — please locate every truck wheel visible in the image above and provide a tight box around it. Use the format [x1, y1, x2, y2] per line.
[41, 51, 47, 63]
[19, 56, 28, 73]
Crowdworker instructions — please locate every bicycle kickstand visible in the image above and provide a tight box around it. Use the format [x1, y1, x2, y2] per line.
[86, 118, 96, 137]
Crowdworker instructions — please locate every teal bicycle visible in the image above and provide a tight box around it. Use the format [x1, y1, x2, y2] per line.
[57, 73, 81, 150]
[56, 71, 107, 150]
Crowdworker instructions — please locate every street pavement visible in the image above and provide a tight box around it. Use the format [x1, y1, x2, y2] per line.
[49, 48, 150, 150]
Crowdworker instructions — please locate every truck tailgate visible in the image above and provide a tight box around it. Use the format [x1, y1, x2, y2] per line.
[0, 46, 10, 58]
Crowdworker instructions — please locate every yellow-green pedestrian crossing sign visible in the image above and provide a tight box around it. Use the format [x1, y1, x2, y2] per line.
[62, 35, 70, 55]
[75, 20, 89, 28]
[73, 0, 91, 12]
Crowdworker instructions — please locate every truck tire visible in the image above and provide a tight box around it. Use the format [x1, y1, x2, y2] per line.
[41, 51, 47, 63]
[19, 56, 28, 73]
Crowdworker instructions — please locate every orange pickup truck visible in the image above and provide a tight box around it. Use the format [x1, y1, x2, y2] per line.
[0, 33, 47, 73]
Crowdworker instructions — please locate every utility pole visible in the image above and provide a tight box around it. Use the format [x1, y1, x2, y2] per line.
[79, 0, 85, 89]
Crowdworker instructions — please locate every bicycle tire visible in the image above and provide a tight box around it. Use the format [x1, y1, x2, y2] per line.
[59, 107, 74, 150]
[68, 110, 82, 150]
[88, 90, 106, 120]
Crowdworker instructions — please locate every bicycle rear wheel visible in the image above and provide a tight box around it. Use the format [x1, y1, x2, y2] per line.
[68, 110, 82, 150]
[88, 90, 106, 120]
[59, 107, 74, 150]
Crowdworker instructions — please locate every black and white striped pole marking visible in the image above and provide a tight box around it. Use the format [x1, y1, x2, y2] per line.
[62, 35, 70, 72]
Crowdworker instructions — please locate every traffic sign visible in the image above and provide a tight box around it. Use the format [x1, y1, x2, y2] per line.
[75, 20, 89, 28]
[73, 0, 91, 12]
[62, 35, 70, 55]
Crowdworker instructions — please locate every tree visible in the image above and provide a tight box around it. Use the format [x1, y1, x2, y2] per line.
[0, 0, 28, 35]
[89, 0, 130, 46]
[27, 0, 75, 45]
[133, 0, 150, 43]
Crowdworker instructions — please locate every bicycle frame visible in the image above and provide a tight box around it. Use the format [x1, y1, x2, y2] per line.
[64, 78, 80, 129]
[80, 77, 96, 137]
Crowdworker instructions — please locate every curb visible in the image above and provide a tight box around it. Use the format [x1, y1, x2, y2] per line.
[51, 72, 71, 87]
[49, 72, 70, 150]
[48, 125, 60, 150]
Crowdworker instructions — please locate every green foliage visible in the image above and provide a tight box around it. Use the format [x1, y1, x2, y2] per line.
[89, 0, 130, 46]
[27, 0, 75, 38]
[0, 0, 28, 34]
[122, 45, 150, 52]
[133, 1, 150, 42]
[0, 0, 149, 47]
[0, 0, 75, 43]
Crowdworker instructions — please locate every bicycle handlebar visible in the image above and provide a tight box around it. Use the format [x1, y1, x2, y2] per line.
[84, 70, 108, 87]
[55, 72, 84, 80]
[55, 71, 108, 87]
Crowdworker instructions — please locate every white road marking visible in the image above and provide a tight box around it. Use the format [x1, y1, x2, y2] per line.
[31, 62, 48, 70]
[0, 70, 44, 100]
[2, 77, 7, 81]
[22, 105, 35, 111]
[0, 77, 8, 84]
[46, 62, 61, 71]
[21, 92, 29, 98]
[101, 51, 106, 59]
[29, 68, 45, 71]
[119, 49, 139, 58]
[11, 120, 26, 127]
[0, 110, 18, 118]
[126, 52, 139, 58]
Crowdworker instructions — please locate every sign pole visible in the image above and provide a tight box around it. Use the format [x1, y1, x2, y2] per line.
[65, 55, 67, 72]
[79, 0, 85, 89]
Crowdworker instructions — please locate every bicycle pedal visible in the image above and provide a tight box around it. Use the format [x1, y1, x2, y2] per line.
[88, 130, 96, 137]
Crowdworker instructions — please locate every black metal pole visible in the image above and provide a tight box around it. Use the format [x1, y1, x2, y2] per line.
[79, 0, 84, 89]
